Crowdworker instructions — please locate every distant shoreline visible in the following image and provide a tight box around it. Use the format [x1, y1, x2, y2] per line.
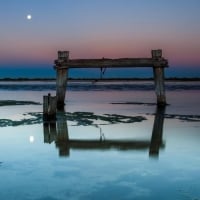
[0, 77, 200, 82]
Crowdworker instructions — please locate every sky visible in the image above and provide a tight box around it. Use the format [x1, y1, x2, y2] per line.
[0, 0, 200, 78]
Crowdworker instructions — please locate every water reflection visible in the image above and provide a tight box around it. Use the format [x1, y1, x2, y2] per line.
[43, 106, 166, 158]
[149, 106, 166, 158]
[43, 112, 69, 156]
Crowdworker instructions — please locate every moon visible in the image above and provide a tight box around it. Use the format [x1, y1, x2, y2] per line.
[27, 14, 32, 20]
[29, 136, 35, 143]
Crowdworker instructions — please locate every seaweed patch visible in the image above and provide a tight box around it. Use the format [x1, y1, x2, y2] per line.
[0, 112, 146, 127]
[164, 114, 200, 122]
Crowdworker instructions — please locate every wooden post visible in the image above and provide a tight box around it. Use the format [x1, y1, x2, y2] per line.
[43, 96, 49, 120]
[43, 93, 57, 121]
[56, 51, 69, 110]
[48, 96, 57, 118]
[152, 50, 167, 106]
[149, 106, 166, 158]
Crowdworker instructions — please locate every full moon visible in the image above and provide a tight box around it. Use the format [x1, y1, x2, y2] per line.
[27, 14, 32, 20]
[29, 136, 35, 143]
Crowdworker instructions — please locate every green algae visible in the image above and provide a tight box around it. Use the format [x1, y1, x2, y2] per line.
[0, 112, 146, 127]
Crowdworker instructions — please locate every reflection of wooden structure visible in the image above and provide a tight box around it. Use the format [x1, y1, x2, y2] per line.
[54, 50, 168, 109]
[43, 106, 166, 158]
[149, 106, 166, 157]
[44, 112, 69, 156]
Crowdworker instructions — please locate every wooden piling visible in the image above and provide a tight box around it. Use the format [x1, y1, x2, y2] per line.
[43, 96, 49, 118]
[48, 96, 57, 118]
[152, 50, 167, 106]
[56, 51, 69, 110]
[43, 93, 57, 121]
[153, 67, 166, 106]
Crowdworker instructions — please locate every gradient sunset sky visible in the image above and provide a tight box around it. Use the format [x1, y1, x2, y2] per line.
[0, 0, 200, 77]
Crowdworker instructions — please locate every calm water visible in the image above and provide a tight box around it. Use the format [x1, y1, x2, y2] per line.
[0, 81, 200, 200]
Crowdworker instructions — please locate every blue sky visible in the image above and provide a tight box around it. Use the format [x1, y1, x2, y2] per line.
[0, 0, 200, 78]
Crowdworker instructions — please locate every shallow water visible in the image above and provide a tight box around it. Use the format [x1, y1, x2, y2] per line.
[0, 81, 200, 200]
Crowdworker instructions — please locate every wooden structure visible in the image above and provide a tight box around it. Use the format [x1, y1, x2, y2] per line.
[54, 50, 168, 109]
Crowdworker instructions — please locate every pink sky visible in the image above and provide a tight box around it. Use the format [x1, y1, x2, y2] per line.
[0, 0, 200, 69]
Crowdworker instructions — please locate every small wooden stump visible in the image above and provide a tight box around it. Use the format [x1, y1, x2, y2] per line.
[43, 93, 57, 121]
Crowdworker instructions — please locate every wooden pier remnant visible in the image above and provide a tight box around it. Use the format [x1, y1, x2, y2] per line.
[43, 93, 57, 121]
[54, 49, 168, 108]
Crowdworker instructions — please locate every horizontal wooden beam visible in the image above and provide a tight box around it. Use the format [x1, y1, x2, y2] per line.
[54, 57, 168, 69]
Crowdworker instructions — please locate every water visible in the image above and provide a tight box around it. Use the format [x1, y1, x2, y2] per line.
[0, 80, 200, 91]
[0, 81, 200, 200]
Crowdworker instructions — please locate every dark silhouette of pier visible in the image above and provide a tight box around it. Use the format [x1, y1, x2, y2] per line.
[54, 50, 168, 110]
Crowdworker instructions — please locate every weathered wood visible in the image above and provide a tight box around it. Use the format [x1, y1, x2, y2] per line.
[149, 106, 166, 157]
[153, 67, 166, 106]
[43, 96, 49, 118]
[54, 50, 168, 106]
[58, 51, 69, 60]
[151, 50, 167, 105]
[43, 93, 57, 121]
[54, 57, 168, 69]
[48, 96, 57, 119]
[151, 49, 162, 58]
[56, 51, 69, 109]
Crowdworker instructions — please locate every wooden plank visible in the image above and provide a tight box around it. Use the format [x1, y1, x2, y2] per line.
[54, 58, 168, 69]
